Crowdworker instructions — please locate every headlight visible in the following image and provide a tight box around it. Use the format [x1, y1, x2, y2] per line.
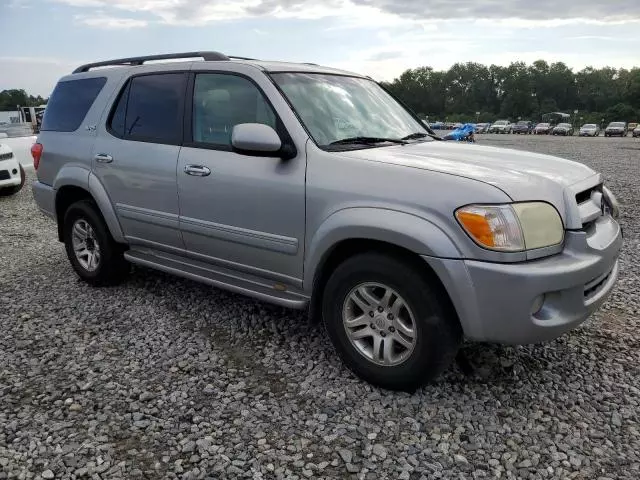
[455, 202, 564, 252]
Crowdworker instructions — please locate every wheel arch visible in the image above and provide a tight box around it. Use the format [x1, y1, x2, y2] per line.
[305, 208, 462, 326]
[54, 170, 125, 243]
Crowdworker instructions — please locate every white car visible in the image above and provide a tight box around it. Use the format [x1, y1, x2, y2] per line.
[489, 120, 512, 134]
[0, 141, 25, 196]
[579, 124, 600, 137]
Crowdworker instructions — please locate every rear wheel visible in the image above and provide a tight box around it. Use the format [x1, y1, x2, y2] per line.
[322, 252, 461, 391]
[63, 200, 130, 286]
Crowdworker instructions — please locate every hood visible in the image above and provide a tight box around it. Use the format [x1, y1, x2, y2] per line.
[340, 141, 597, 216]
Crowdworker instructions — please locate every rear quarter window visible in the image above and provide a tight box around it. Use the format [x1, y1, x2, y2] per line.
[41, 77, 107, 132]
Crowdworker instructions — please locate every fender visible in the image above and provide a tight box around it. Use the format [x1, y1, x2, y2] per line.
[53, 164, 90, 191]
[304, 207, 462, 289]
[53, 165, 125, 243]
[87, 172, 125, 243]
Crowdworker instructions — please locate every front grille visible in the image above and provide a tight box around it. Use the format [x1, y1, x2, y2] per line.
[0, 151, 14, 161]
[0, 170, 10, 180]
[576, 184, 602, 205]
[575, 183, 605, 229]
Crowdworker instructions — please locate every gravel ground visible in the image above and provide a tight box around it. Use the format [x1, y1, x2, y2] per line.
[1, 135, 639, 480]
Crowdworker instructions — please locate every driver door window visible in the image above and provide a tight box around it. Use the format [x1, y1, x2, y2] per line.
[192, 73, 276, 147]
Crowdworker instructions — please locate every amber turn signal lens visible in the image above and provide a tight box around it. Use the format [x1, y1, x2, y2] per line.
[455, 211, 495, 247]
[455, 204, 525, 251]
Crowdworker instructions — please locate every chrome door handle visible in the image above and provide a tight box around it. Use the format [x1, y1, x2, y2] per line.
[184, 165, 211, 177]
[94, 153, 113, 163]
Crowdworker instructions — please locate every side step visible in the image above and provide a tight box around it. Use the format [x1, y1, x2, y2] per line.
[124, 249, 309, 309]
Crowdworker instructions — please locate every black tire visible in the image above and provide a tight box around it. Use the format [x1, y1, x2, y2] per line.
[63, 200, 130, 286]
[0, 165, 25, 197]
[322, 252, 462, 391]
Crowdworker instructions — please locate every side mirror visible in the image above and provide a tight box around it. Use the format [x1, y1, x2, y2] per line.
[231, 123, 283, 156]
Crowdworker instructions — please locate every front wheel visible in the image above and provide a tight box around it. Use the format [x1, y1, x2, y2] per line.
[322, 253, 461, 391]
[63, 200, 130, 286]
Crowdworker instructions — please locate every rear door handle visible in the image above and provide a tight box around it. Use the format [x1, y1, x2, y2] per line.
[94, 153, 113, 164]
[184, 165, 211, 177]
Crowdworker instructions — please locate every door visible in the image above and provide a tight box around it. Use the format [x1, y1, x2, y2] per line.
[92, 72, 187, 251]
[177, 72, 306, 285]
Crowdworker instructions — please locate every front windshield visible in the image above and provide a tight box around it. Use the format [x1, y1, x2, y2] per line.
[557, 123, 571, 128]
[271, 73, 429, 148]
[538, 123, 549, 127]
[517, 121, 528, 125]
[582, 124, 596, 128]
[495, 120, 508, 125]
[610, 122, 625, 127]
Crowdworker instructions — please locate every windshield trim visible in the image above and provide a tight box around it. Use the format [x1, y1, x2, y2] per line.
[267, 71, 436, 151]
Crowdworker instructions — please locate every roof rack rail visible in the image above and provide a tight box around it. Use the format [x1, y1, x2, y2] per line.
[72, 51, 230, 74]
[228, 56, 258, 61]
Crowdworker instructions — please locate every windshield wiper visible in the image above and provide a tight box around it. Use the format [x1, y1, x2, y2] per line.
[328, 136, 408, 146]
[402, 131, 442, 141]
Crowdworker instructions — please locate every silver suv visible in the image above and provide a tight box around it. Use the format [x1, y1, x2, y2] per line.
[32, 52, 622, 391]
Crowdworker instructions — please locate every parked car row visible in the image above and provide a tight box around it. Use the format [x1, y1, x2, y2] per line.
[426, 119, 639, 138]
[479, 120, 638, 137]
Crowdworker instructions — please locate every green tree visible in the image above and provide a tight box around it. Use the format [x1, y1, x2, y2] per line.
[0, 89, 47, 111]
[605, 103, 639, 123]
[382, 60, 637, 122]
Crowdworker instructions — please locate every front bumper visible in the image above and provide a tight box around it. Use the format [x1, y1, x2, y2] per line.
[424, 214, 622, 344]
[0, 160, 22, 188]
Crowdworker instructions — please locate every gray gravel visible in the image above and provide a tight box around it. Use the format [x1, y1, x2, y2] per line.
[1, 135, 639, 479]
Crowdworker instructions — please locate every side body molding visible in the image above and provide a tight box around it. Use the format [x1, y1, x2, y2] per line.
[303, 207, 462, 291]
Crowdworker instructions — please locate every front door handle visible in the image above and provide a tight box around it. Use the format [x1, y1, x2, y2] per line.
[94, 153, 113, 164]
[184, 165, 211, 177]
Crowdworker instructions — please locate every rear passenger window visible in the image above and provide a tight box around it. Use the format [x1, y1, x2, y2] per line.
[109, 73, 185, 144]
[41, 77, 107, 132]
[192, 74, 277, 146]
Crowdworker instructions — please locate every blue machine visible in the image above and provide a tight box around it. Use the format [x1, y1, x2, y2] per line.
[443, 123, 476, 142]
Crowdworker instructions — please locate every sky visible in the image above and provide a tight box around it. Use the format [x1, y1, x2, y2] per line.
[1, 0, 640, 97]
